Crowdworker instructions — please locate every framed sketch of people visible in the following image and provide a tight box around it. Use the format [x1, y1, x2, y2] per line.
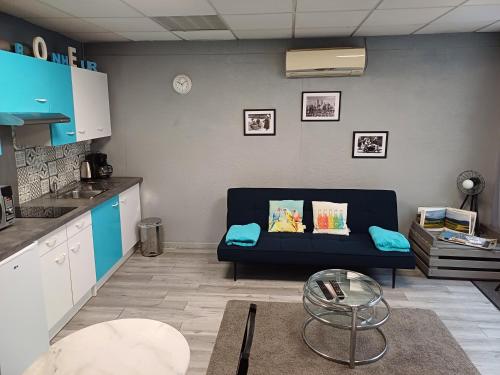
[301, 91, 341, 121]
[243, 109, 276, 136]
[352, 131, 389, 158]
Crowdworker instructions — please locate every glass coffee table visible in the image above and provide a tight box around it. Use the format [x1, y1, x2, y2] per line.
[302, 269, 390, 368]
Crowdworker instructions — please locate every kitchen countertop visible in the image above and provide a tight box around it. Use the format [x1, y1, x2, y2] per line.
[0, 177, 142, 264]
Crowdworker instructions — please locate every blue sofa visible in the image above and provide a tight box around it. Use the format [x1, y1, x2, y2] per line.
[217, 188, 416, 288]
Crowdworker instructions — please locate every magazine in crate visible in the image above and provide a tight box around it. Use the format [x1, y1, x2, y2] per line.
[417, 207, 477, 235]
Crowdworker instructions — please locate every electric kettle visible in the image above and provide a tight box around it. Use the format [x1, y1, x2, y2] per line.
[80, 161, 92, 180]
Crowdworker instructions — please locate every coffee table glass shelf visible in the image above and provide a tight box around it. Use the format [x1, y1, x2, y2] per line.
[302, 269, 390, 368]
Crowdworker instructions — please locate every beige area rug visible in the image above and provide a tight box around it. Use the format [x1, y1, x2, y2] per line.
[207, 300, 479, 375]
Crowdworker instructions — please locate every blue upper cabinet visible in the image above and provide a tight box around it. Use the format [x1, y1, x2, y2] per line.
[0, 51, 76, 145]
[91, 196, 123, 281]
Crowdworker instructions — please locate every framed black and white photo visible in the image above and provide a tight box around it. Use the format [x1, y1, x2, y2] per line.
[243, 109, 276, 136]
[301, 91, 341, 121]
[352, 131, 389, 158]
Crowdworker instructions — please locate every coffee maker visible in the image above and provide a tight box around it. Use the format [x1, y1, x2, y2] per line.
[85, 153, 113, 179]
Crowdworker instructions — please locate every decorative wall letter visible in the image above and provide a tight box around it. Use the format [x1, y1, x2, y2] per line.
[68, 46, 77, 67]
[32, 36, 48, 60]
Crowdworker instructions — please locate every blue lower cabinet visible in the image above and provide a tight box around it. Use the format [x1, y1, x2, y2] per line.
[91, 196, 123, 281]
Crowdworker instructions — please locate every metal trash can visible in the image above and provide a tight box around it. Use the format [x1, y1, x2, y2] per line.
[138, 217, 163, 257]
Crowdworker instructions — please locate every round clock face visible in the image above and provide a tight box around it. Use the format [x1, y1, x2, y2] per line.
[173, 74, 192, 95]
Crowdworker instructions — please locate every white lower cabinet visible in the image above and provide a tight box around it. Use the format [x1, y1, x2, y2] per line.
[0, 243, 49, 375]
[119, 183, 142, 255]
[67, 226, 96, 303]
[40, 242, 74, 330]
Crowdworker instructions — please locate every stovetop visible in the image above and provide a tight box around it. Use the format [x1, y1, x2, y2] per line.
[15, 206, 77, 219]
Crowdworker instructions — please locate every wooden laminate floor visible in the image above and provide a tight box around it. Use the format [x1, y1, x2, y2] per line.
[55, 249, 500, 375]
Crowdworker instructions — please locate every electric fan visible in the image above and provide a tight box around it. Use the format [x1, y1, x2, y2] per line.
[457, 170, 485, 233]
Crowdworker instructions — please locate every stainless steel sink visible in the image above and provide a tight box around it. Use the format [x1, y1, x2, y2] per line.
[57, 189, 105, 199]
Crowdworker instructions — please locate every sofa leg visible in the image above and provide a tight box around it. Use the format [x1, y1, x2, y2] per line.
[233, 262, 237, 281]
[392, 268, 396, 289]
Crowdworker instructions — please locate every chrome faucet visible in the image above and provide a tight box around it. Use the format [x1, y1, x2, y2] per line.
[50, 180, 59, 197]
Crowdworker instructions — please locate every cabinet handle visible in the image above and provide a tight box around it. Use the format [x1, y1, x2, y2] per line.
[35, 98, 47, 103]
[75, 221, 84, 229]
[45, 238, 57, 248]
[70, 243, 81, 253]
[78, 130, 86, 134]
[55, 253, 66, 264]
[112, 202, 119, 208]
[120, 198, 127, 204]
[97, 127, 104, 132]
[66, 132, 76, 135]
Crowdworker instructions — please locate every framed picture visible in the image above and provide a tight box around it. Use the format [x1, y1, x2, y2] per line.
[243, 109, 276, 136]
[352, 131, 389, 158]
[301, 91, 341, 121]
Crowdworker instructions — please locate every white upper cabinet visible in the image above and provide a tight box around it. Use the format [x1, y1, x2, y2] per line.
[71, 67, 112, 142]
[119, 184, 142, 255]
[0, 243, 49, 375]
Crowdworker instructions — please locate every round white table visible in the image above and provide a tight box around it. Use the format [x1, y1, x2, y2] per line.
[24, 319, 190, 375]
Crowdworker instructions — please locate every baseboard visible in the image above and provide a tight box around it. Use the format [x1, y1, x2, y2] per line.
[163, 241, 217, 249]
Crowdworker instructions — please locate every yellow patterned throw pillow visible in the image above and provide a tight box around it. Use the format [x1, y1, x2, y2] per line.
[269, 200, 305, 233]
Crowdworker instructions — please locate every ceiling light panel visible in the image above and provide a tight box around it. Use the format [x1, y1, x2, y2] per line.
[153, 15, 227, 31]
[295, 11, 368, 28]
[363, 8, 453, 26]
[210, 0, 293, 14]
[222, 13, 293, 30]
[296, 0, 379, 12]
[174, 30, 235, 40]
[39, 0, 141, 17]
[294, 26, 356, 37]
[117, 31, 181, 41]
[378, 0, 463, 9]
[121, 0, 216, 16]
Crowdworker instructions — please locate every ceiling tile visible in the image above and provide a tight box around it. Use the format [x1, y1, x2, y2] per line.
[416, 21, 489, 33]
[65, 32, 130, 42]
[295, 26, 356, 37]
[363, 8, 452, 26]
[173, 30, 235, 40]
[355, 23, 423, 36]
[465, 0, 500, 4]
[39, 0, 141, 17]
[477, 20, 500, 31]
[436, 4, 500, 23]
[0, 0, 72, 18]
[84, 17, 165, 32]
[222, 13, 292, 30]
[117, 31, 180, 41]
[295, 10, 368, 28]
[296, 0, 379, 12]
[233, 28, 292, 39]
[379, 0, 463, 9]
[26, 17, 109, 33]
[210, 0, 293, 14]
[121, 0, 216, 16]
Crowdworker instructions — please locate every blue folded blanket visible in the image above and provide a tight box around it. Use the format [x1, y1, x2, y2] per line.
[225, 223, 261, 247]
[369, 226, 410, 252]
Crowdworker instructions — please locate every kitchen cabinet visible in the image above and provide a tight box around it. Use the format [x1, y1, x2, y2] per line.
[0, 243, 49, 375]
[0, 50, 76, 146]
[71, 66, 112, 142]
[67, 226, 96, 303]
[92, 195, 123, 281]
[119, 184, 142, 255]
[40, 241, 74, 330]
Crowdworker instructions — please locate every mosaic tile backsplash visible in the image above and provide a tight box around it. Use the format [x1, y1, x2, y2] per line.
[16, 141, 91, 204]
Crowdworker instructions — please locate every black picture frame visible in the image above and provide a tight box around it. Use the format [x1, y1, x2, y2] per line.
[301, 91, 341, 122]
[243, 109, 276, 136]
[352, 131, 389, 159]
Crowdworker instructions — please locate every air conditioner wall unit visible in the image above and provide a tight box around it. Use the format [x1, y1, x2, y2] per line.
[285, 47, 366, 78]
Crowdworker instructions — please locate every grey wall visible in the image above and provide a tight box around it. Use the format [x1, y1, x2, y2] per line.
[86, 34, 500, 245]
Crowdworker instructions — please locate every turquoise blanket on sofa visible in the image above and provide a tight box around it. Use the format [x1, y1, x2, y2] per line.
[225, 223, 261, 247]
[369, 226, 410, 252]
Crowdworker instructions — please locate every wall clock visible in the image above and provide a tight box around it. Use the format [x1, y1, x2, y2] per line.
[172, 74, 192, 95]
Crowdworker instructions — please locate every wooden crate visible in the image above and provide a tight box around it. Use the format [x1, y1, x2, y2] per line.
[409, 221, 500, 280]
